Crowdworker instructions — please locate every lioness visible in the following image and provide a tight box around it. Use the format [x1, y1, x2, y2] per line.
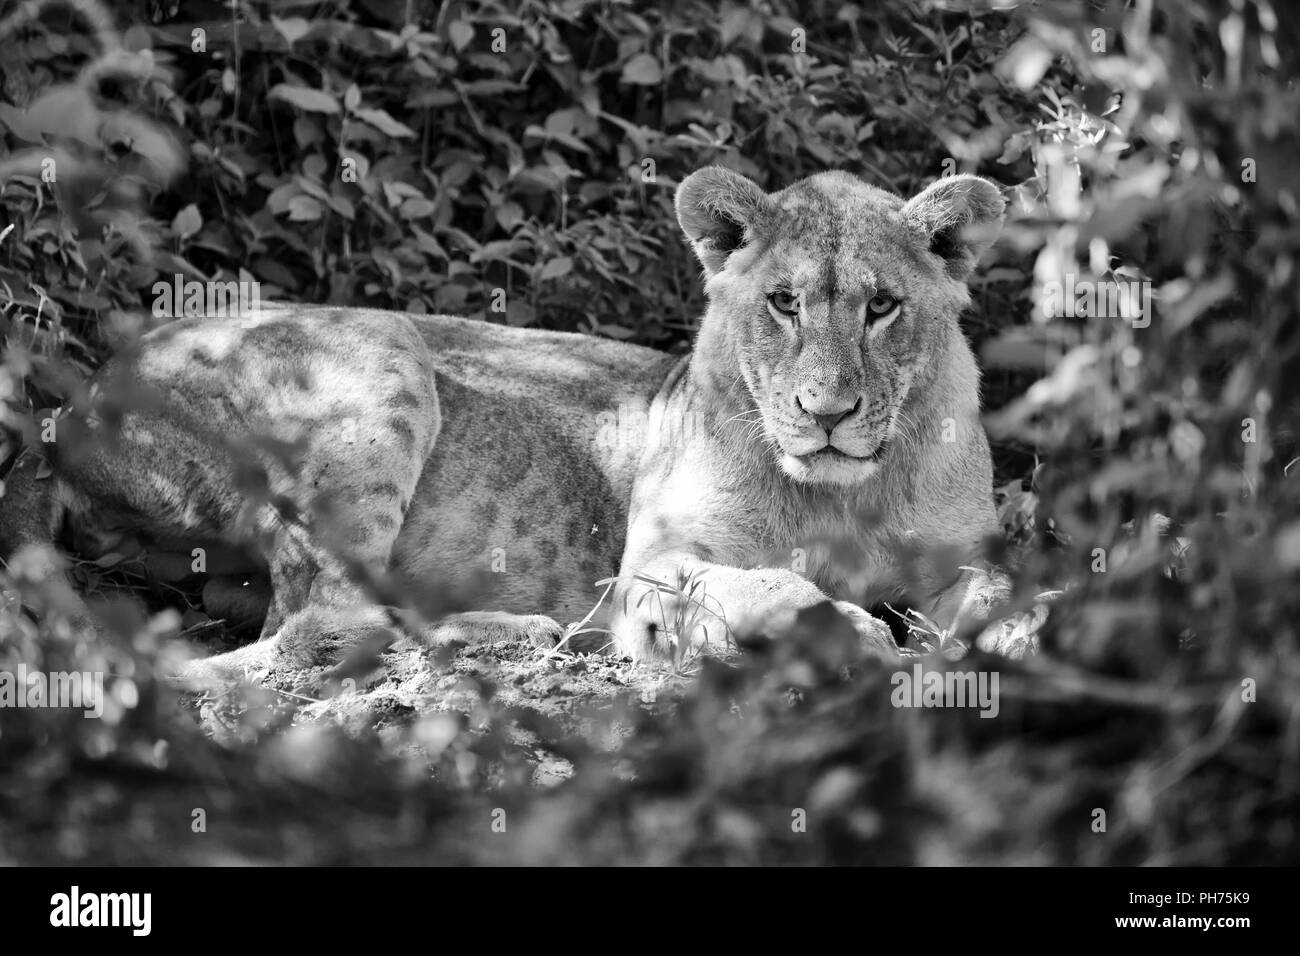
[2, 166, 1010, 676]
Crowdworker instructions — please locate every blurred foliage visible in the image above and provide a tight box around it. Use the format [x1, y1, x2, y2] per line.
[1, 0, 1299, 864]
[0, 0, 1038, 349]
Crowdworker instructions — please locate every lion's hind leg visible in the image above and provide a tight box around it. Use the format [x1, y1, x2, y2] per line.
[425, 611, 563, 649]
[173, 322, 444, 687]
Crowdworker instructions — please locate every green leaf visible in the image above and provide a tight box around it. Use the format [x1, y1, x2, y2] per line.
[448, 20, 474, 51]
[494, 202, 524, 232]
[287, 196, 324, 221]
[719, 8, 758, 48]
[354, 108, 416, 138]
[539, 257, 572, 281]
[270, 16, 311, 45]
[400, 198, 438, 220]
[1000, 37, 1052, 92]
[327, 195, 355, 220]
[597, 323, 636, 340]
[171, 204, 202, 241]
[505, 300, 534, 326]
[269, 84, 340, 114]
[621, 53, 662, 85]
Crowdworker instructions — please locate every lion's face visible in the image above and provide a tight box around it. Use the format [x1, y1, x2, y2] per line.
[677, 169, 1004, 486]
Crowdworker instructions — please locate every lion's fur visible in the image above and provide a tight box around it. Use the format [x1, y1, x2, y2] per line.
[611, 168, 1005, 658]
[3, 166, 1009, 675]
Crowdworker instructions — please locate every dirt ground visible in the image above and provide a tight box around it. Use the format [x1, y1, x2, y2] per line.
[183, 628, 692, 785]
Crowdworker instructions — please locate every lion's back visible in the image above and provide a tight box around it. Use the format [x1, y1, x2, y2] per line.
[79, 304, 678, 626]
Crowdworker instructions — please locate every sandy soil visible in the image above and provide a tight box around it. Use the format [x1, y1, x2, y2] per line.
[184, 631, 692, 784]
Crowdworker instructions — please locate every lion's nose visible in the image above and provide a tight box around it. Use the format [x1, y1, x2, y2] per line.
[798, 395, 861, 435]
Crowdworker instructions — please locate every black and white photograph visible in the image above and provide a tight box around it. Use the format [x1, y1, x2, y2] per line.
[0, 0, 1293, 921]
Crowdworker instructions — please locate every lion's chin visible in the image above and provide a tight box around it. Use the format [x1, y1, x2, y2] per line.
[779, 448, 881, 485]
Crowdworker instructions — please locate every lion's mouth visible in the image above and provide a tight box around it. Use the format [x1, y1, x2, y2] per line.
[799, 438, 889, 463]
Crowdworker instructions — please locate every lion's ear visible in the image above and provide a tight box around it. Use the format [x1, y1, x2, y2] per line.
[902, 175, 1005, 280]
[675, 166, 771, 276]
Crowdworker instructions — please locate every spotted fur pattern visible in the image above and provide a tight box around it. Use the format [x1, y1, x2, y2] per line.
[11, 166, 1011, 678]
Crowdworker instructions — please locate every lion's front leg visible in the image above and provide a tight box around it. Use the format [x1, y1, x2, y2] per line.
[610, 554, 895, 662]
[922, 565, 1044, 660]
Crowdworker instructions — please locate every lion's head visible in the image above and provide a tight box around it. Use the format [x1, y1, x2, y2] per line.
[676, 167, 1004, 486]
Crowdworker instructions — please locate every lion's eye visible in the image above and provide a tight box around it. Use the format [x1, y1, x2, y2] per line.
[768, 291, 800, 317]
[866, 293, 900, 321]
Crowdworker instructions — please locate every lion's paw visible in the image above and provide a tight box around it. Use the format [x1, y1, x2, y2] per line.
[165, 635, 280, 693]
[974, 602, 1049, 659]
[831, 600, 899, 659]
[426, 611, 563, 649]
